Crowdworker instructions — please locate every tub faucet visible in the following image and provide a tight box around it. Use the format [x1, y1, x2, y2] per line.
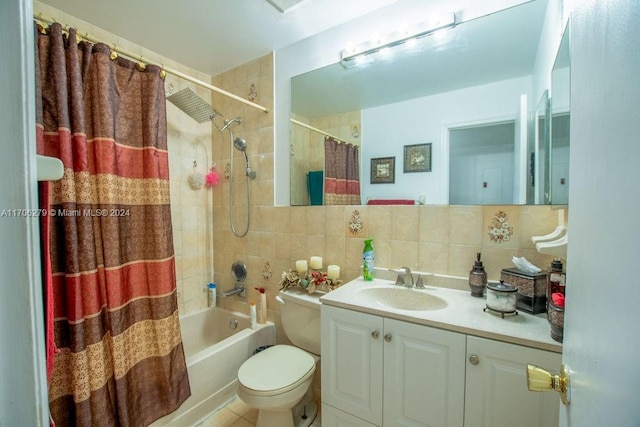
[223, 283, 246, 297]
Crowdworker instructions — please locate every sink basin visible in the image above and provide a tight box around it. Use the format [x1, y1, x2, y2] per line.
[357, 287, 448, 311]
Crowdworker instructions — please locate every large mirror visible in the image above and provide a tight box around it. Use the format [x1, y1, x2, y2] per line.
[550, 21, 570, 205]
[289, 0, 558, 206]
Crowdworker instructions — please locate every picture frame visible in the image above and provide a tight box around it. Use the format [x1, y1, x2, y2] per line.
[370, 156, 395, 184]
[403, 143, 432, 173]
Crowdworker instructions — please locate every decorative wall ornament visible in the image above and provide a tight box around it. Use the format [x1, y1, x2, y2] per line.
[262, 261, 272, 281]
[248, 83, 258, 101]
[349, 209, 363, 234]
[488, 211, 514, 243]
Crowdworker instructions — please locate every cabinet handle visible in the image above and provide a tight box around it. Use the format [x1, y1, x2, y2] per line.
[371, 330, 380, 339]
[469, 354, 480, 365]
[384, 333, 392, 342]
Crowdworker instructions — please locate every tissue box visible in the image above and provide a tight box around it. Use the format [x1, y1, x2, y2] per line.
[500, 268, 547, 314]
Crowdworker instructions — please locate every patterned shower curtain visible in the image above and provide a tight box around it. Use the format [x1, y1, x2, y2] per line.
[35, 23, 190, 426]
[324, 137, 361, 205]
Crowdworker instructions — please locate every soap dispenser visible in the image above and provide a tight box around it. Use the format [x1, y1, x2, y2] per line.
[469, 253, 488, 297]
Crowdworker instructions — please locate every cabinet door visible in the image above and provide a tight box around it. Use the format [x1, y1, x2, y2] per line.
[321, 305, 384, 425]
[383, 318, 466, 427]
[322, 403, 377, 427]
[464, 336, 561, 427]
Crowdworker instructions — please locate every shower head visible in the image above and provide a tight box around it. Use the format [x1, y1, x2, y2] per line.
[233, 137, 247, 152]
[220, 117, 242, 132]
[166, 88, 221, 123]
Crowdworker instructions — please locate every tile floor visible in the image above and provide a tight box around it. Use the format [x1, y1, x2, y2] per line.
[198, 397, 258, 427]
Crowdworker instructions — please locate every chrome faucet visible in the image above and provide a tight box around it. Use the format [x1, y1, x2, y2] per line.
[222, 283, 246, 297]
[394, 267, 426, 289]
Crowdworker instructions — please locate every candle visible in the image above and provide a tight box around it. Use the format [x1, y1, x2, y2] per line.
[310, 256, 323, 270]
[327, 265, 340, 280]
[296, 260, 308, 274]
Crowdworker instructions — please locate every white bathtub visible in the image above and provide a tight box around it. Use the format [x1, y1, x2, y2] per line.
[151, 307, 276, 426]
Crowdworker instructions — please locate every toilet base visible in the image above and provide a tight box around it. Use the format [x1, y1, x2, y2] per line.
[292, 387, 317, 427]
[293, 400, 318, 427]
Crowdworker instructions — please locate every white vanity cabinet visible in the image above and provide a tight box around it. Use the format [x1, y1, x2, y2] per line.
[464, 335, 561, 427]
[321, 305, 561, 427]
[321, 305, 466, 427]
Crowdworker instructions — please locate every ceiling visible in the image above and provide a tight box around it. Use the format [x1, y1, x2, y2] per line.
[37, 0, 400, 76]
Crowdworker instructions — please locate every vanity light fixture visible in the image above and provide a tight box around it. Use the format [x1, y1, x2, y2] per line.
[340, 12, 456, 68]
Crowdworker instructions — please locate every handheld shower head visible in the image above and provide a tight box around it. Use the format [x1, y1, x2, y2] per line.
[220, 117, 242, 132]
[233, 137, 247, 152]
[233, 137, 255, 179]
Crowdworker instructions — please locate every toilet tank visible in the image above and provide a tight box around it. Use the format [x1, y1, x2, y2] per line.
[278, 289, 321, 355]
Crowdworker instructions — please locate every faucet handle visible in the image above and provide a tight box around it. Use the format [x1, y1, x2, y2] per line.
[415, 274, 426, 289]
[394, 270, 406, 286]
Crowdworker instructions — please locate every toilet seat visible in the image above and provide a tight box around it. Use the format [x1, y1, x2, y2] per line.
[238, 345, 315, 396]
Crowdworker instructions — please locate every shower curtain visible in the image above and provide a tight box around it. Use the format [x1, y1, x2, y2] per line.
[324, 137, 361, 205]
[35, 23, 190, 426]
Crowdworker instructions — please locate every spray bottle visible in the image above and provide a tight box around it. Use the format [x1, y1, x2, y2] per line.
[363, 238, 375, 281]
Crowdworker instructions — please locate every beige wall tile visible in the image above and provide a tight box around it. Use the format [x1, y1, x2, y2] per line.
[367, 206, 392, 240]
[418, 242, 449, 274]
[448, 244, 483, 278]
[325, 206, 345, 237]
[419, 205, 450, 244]
[449, 205, 483, 245]
[391, 206, 420, 242]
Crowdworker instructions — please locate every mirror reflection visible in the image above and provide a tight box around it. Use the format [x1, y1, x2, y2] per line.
[290, 0, 559, 206]
[550, 22, 570, 205]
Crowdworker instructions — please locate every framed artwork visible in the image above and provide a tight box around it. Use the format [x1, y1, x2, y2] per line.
[403, 143, 432, 173]
[370, 156, 395, 184]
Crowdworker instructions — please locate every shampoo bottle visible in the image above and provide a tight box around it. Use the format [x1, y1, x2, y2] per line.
[250, 300, 257, 329]
[208, 283, 216, 307]
[363, 238, 375, 281]
[255, 287, 267, 324]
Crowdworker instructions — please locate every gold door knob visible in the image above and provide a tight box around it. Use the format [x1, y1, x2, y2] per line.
[526, 363, 571, 405]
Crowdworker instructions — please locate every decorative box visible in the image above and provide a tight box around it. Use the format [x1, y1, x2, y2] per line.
[500, 268, 547, 314]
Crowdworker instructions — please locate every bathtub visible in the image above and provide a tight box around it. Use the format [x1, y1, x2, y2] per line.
[151, 307, 275, 426]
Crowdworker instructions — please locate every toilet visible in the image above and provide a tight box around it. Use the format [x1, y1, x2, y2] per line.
[237, 288, 321, 427]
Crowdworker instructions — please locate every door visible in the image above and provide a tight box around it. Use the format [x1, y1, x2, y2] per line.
[556, 1, 640, 426]
[321, 305, 383, 425]
[383, 319, 466, 427]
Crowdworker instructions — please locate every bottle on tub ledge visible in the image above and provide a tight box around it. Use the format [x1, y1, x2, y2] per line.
[363, 238, 375, 281]
[255, 287, 267, 324]
[208, 283, 217, 307]
[249, 300, 258, 329]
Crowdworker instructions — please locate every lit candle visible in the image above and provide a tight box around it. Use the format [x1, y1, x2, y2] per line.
[327, 265, 340, 280]
[295, 260, 308, 274]
[310, 256, 323, 270]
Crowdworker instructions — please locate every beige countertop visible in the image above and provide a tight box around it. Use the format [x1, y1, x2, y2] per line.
[320, 276, 563, 353]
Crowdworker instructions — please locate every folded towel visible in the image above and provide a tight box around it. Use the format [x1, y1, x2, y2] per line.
[367, 199, 415, 205]
[307, 171, 323, 205]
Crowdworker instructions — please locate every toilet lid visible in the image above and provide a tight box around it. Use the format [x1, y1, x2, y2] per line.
[238, 345, 315, 393]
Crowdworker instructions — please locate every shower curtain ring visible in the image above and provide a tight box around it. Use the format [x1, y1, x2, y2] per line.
[160, 64, 166, 79]
[110, 43, 118, 60]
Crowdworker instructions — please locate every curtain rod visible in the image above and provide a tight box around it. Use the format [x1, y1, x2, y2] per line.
[290, 118, 347, 143]
[33, 13, 269, 114]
